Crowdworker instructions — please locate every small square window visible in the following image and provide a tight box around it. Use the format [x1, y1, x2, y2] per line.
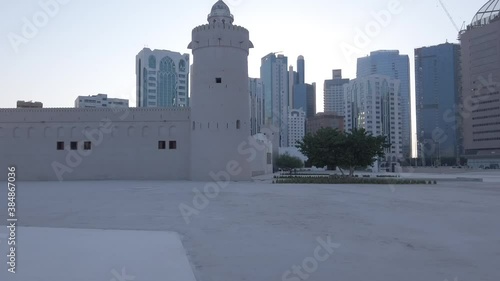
[84, 141, 91, 150]
[57, 141, 64, 150]
[215, 78, 222, 83]
[158, 141, 166, 150]
[70, 141, 78, 150]
[169, 141, 177, 150]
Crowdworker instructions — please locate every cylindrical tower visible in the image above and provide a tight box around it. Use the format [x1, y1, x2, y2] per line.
[188, 0, 254, 181]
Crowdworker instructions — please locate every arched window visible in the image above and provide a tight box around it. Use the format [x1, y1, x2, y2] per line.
[148, 55, 156, 68]
[236, 120, 241, 129]
[158, 56, 177, 107]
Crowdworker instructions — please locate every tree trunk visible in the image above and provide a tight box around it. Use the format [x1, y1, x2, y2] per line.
[349, 167, 355, 177]
[338, 167, 345, 176]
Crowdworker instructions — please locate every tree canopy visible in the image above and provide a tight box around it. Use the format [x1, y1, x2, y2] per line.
[276, 153, 304, 173]
[297, 128, 389, 176]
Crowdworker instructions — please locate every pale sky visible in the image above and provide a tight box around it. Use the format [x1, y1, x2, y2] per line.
[0, 0, 484, 111]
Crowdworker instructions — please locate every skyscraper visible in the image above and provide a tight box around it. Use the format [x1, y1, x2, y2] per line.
[415, 43, 461, 166]
[344, 75, 403, 164]
[297, 55, 305, 84]
[249, 77, 264, 136]
[459, 0, 500, 168]
[288, 108, 306, 148]
[357, 50, 411, 158]
[292, 56, 316, 118]
[324, 69, 350, 115]
[288, 65, 296, 108]
[260, 53, 289, 147]
[136, 48, 190, 108]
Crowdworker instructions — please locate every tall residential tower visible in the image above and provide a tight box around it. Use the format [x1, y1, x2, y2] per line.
[260, 53, 289, 147]
[415, 43, 461, 166]
[357, 50, 411, 158]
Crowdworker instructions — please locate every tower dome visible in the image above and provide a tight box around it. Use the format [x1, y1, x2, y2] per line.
[471, 0, 500, 26]
[208, 0, 234, 24]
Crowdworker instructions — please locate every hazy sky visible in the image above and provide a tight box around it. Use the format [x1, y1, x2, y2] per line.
[0, 0, 485, 111]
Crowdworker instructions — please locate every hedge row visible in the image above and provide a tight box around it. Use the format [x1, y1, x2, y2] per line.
[273, 177, 434, 185]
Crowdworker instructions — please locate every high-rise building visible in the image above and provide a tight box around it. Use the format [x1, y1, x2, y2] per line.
[344, 75, 403, 163]
[75, 94, 129, 108]
[415, 43, 461, 166]
[288, 65, 296, 108]
[324, 69, 350, 115]
[136, 48, 190, 108]
[260, 53, 289, 147]
[249, 78, 265, 136]
[292, 56, 316, 118]
[306, 112, 344, 135]
[357, 50, 411, 158]
[17, 101, 43, 108]
[459, 0, 500, 168]
[297, 55, 305, 84]
[293, 84, 316, 118]
[288, 108, 306, 147]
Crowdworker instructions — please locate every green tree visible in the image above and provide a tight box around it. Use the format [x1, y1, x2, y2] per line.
[276, 153, 304, 174]
[297, 128, 346, 175]
[338, 128, 390, 176]
[297, 127, 389, 177]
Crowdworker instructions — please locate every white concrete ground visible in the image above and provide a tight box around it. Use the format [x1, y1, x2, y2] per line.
[0, 178, 499, 281]
[0, 227, 197, 281]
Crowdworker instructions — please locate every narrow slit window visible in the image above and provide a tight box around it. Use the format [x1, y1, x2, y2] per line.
[236, 120, 241, 129]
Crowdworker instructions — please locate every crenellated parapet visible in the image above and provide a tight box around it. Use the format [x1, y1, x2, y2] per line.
[188, 23, 254, 52]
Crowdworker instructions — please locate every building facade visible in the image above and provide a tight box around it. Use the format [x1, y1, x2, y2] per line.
[136, 48, 190, 108]
[415, 43, 461, 166]
[344, 75, 403, 163]
[249, 78, 265, 136]
[260, 53, 289, 147]
[293, 83, 316, 118]
[306, 112, 344, 135]
[459, 0, 500, 168]
[357, 50, 411, 158]
[288, 108, 306, 147]
[0, 108, 191, 181]
[75, 94, 129, 108]
[324, 69, 349, 115]
[17, 101, 43, 108]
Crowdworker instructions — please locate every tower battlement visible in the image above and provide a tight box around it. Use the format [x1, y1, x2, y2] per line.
[188, 23, 253, 52]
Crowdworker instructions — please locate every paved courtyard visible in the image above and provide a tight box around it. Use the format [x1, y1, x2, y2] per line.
[1, 179, 499, 281]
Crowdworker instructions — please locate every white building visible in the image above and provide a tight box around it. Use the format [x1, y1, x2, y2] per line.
[324, 69, 349, 115]
[75, 94, 129, 108]
[344, 75, 403, 164]
[136, 48, 190, 108]
[288, 108, 305, 147]
[249, 78, 264, 136]
[0, 1, 272, 182]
